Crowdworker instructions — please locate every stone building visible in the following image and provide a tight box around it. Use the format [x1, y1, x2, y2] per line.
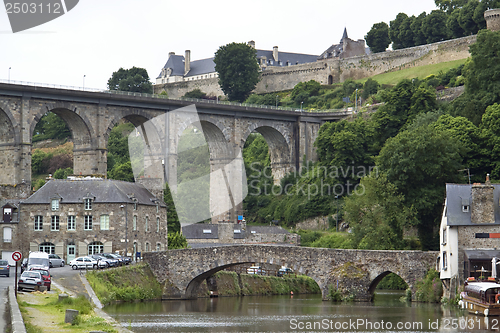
[439, 179, 500, 297]
[182, 220, 300, 248]
[0, 199, 21, 265]
[318, 28, 367, 61]
[17, 178, 167, 263]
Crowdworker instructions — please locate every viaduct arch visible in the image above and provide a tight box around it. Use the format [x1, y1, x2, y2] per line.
[143, 245, 438, 301]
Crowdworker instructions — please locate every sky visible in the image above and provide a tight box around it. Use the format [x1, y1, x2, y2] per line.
[0, 0, 439, 90]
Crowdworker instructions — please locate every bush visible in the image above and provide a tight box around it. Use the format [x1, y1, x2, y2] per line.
[414, 269, 443, 302]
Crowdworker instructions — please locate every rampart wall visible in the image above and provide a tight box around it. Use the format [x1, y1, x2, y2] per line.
[153, 35, 476, 99]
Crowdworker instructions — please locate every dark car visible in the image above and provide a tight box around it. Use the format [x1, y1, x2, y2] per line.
[90, 254, 117, 268]
[0, 260, 9, 277]
[28, 267, 51, 291]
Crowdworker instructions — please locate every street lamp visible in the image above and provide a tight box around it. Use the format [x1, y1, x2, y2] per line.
[83, 75, 86, 90]
[276, 95, 278, 108]
[8, 67, 11, 83]
[335, 195, 339, 231]
[300, 101, 303, 111]
[355, 88, 358, 112]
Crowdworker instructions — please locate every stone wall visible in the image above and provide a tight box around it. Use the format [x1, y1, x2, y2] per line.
[295, 216, 330, 231]
[153, 35, 475, 99]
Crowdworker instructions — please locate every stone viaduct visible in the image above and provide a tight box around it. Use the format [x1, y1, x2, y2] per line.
[143, 245, 438, 301]
[0, 83, 350, 222]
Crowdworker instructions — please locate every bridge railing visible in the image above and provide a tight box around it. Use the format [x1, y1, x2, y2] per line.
[0, 79, 351, 114]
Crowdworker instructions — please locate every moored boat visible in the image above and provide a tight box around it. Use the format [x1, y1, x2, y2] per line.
[460, 279, 500, 316]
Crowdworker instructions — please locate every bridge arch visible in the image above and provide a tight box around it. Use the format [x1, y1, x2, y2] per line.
[367, 271, 409, 295]
[0, 101, 20, 145]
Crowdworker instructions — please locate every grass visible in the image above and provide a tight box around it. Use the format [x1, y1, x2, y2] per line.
[86, 263, 162, 305]
[18, 291, 117, 333]
[358, 58, 468, 86]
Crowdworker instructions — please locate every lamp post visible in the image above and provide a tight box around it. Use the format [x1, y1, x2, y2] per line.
[335, 195, 339, 231]
[8, 67, 11, 83]
[300, 101, 303, 111]
[355, 88, 358, 112]
[83, 75, 86, 90]
[276, 95, 278, 108]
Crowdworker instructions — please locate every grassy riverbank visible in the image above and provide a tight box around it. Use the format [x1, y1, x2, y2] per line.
[86, 263, 320, 305]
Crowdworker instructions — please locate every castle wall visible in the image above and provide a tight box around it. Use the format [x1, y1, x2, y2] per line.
[153, 35, 475, 99]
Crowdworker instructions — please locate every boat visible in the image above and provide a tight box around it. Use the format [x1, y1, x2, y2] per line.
[460, 278, 500, 316]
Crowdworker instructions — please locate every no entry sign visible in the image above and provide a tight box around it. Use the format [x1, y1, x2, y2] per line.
[12, 251, 22, 262]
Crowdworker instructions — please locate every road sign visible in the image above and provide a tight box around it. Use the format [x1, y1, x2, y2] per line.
[12, 251, 22, 262]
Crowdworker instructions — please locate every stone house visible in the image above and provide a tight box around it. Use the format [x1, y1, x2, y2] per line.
[0, 199, 21, 265]
[182, 220, 300, 248]
[17, 178, 167, 263]
[439, 180, 500, 297]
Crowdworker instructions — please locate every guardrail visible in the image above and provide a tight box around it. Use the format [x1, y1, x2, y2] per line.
[0, 79, 352, 114]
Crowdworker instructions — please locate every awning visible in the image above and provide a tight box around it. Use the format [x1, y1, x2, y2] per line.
[465, 250, 500, 260]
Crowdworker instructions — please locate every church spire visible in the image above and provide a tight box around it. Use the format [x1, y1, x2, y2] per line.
[340, 27, 348, 43]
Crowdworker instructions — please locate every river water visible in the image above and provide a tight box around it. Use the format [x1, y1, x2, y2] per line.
[104, 291, 499, 332]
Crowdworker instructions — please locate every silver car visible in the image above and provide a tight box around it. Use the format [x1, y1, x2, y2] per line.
[0, 260, 9, 277]
[48, 254, 65, 268]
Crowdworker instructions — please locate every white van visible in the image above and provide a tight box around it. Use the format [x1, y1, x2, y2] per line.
[27, 251, 50, 271]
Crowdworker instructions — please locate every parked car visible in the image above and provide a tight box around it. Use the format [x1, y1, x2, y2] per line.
[69, 256, 103, 270]
[27, 251, 50, 271]
[28, 267, 51, 291]
[0, 260, 9, 277]
[277, 267, 293, 277]
[18, 270, 43, 291]
[102, 253, 124, 266]
[48, 254, 64, 268]
[112, 253, 131, 265]
[90, 254, 117, 268]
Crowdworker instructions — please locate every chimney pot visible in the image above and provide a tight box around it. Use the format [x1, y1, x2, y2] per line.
[185, 50, 191, 75]
[273, 46, 278, 62]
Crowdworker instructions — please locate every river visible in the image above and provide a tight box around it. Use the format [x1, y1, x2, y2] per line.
[104, 291, 499, 332]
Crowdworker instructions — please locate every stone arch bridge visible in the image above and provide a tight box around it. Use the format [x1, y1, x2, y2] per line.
[0, 83, 349, 221]
[143, 245, 438, 301]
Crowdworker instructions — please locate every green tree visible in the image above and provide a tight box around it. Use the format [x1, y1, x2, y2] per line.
[164, 184, 180, 234]
[447, 8, 466, 38]
[365, 22, 391, 53]
[458, 0, 481, 35]
[389, 13, 409, 49]
[423, 10, 450, 43]
[107, 67, 153, 94]
[411, 12, 428, 46]
[362, 78, 380, 99]
[377, 124, 463, 250]
[167, 232, 188, 249]
[344, 173, 417, 250]
[53, 167, 73, 179]
[434, 0, 467, 13]
[214, 42, 260, 102]
[399, 15, 416, 48]
[33, 112, 71, 142]
[108, 161, 134, 182]
[480, 104, 500, 179]
[183, 89, 207, 99]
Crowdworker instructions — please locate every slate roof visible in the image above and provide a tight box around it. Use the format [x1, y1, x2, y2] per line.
[445, 183, 500, 226]
[21, 179, 163, 206]
[182, 223, 218, 239]
[157, 49, 319, 79]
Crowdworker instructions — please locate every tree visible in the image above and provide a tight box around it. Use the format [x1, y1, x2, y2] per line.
[214, 42, 260, 102]
[377, 124, 463, 250]
[399, 15, 416, 48]
[389, 13, 409, 50]
[423, 10, 450, 44]
[33, 112, 71, 142]
[434, 0, 467, 13]
[480, 104, 500, 179]
[411, 12, 428, 46]
[107, 67, 153, 94]
[343, 173, 417, 250]
[183, 89, 207, 99]
[365, 22, 391, 53]
[168, 232, 188, 249]
[447, 8, 466, 38]
[458, 0, 481, 35]
[362, 78, 380, 99]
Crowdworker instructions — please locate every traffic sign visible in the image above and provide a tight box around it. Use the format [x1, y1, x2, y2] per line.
[12, 251, 22, 262]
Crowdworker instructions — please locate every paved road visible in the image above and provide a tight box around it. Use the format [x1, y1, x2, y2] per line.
[0, 266, 16, 332]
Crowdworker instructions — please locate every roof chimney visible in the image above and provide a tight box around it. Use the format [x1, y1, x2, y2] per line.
[185, 50, 191, 75]
[168, 52, 175, 58]
[273, 46, 278, 62]
[471, 182, 495, 224]
[248, 40, 255, 48]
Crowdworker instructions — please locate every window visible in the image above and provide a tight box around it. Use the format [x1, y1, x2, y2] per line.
[67, 215, 75, 230]
[133, 201, 137, 210]
[156, 243, 161, 251]
[100, 215, 109, 230]
[156, 217, 160, 232]
[462, 198, 470, 213]
[39, 242, 55, 254]
[462, 205, 470, 213]
[133, 215, 137, 231]
[88, 241, 103, 255]
[442, 228, 447, 245]
[145, 242, 150, 252]
[84, 198, 92, 210]
[34, 215, 43, 231]
[145, 216, 148, 232]
[84, 215, 93, 230]
[203, 229, 212, 234]
[51, 199, 59, 211]
[3, 227, 11, 243]
[442, 251, 447, 270]
[51, 216, 60, 231]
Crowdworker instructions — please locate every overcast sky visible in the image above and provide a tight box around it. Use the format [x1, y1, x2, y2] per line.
[0, 0, 439, 90]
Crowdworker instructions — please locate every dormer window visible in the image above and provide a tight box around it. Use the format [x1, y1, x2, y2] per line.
[462, 198, 470, 213]
[84, 198, 92, 210]
[51, 199, 59, 211]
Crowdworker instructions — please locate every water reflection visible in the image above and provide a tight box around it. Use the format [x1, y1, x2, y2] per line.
[104, 291, 476, 332]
